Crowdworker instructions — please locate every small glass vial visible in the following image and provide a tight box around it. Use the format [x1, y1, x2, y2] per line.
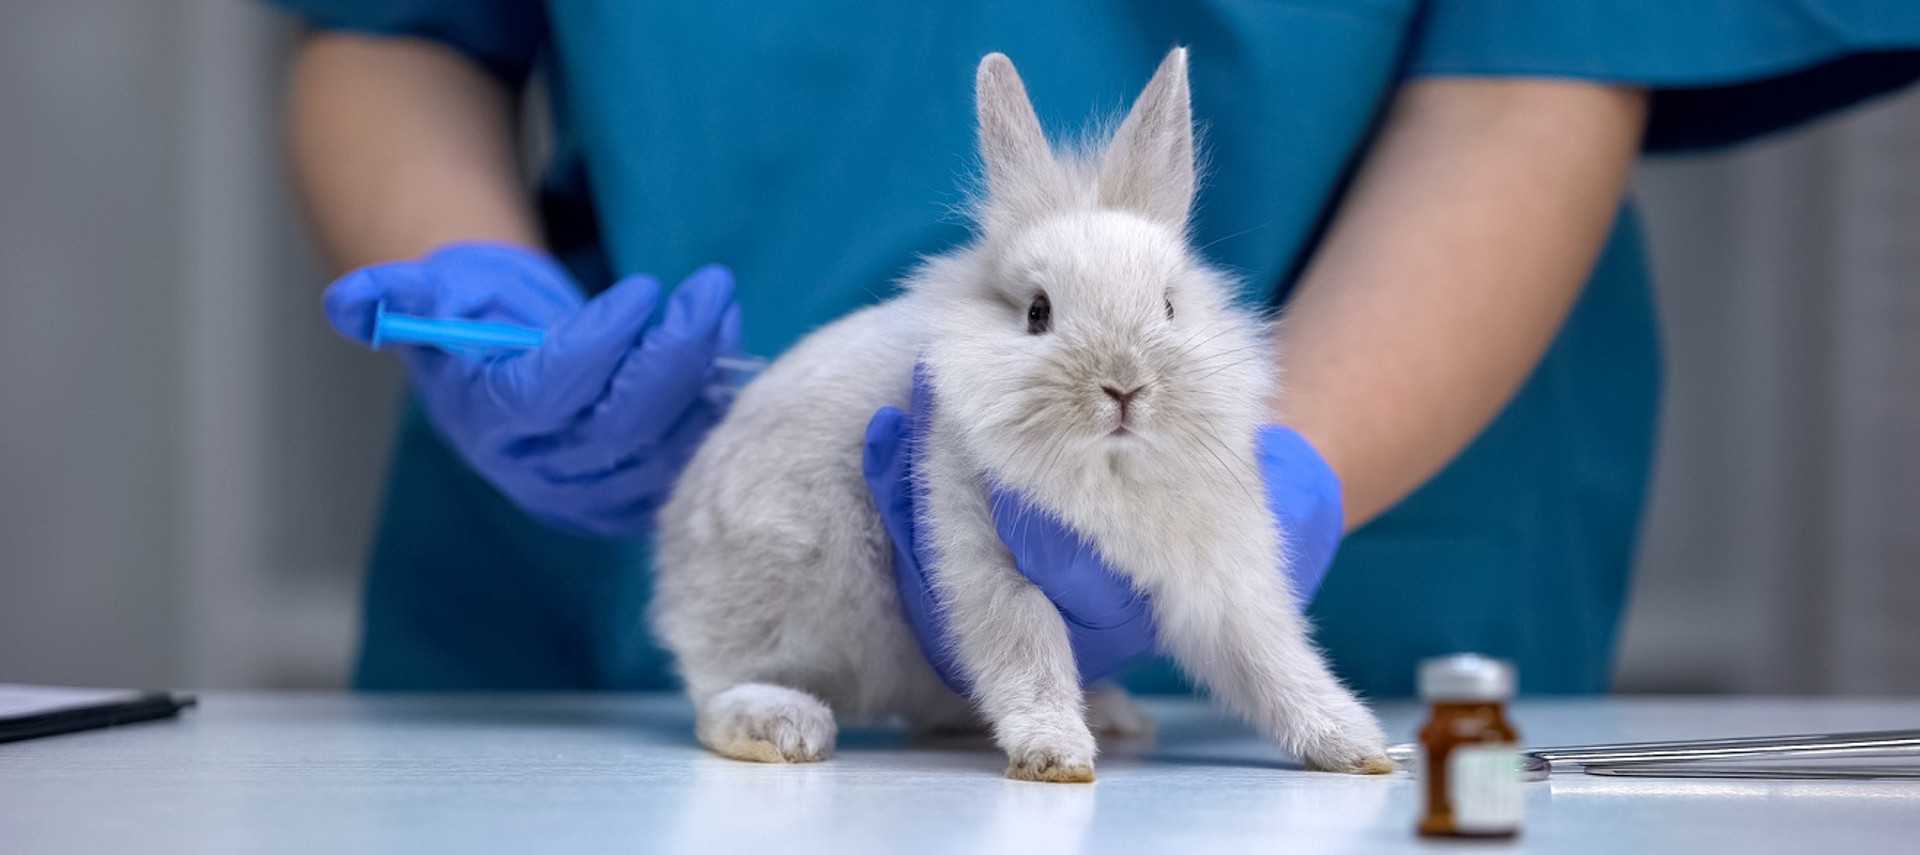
[1417, 654, 1522, 839]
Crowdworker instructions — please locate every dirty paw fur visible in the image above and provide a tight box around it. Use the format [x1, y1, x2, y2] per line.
[695, 684, 837, 764]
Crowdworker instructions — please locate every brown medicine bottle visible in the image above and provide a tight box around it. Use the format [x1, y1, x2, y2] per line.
[1417, 654, 1522, 839]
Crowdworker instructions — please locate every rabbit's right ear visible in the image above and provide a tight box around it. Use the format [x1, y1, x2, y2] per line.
[976, 53, 1061, 233]
[1098, 48, 1195, 229]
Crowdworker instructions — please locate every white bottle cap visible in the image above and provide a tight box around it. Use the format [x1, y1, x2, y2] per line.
[1418, 654, 1516, 702]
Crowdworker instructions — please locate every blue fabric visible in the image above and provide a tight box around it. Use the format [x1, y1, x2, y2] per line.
[543, 2, 1414, 351]
[265, 0, 1919, 695]
[266, 0, 546, 81]
[357, 403, 669, 690]
[1408, 0, 1920, 151]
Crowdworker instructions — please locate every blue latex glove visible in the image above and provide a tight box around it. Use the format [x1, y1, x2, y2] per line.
[325, 242, 741, 538]
[862, 369, 1344, 689]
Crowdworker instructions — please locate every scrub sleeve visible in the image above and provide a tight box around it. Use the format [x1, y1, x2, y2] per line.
[272, 0, 545, 80]
[1294, 0, 1920, 696]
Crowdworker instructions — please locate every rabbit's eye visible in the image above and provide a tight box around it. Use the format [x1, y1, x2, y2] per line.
[1165, 295, 1174, 320]
[1027, 292, 1052, 335]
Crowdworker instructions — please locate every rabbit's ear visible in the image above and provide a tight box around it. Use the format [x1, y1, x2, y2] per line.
[1099, 48, 1195, 228]
[976, 53, 1057, 222]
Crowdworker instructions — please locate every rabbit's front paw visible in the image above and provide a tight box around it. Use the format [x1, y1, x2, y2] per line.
[1302, 741, 1398, 775]
[696, 683, 837, 764]
[1006, 746, 1096, 783]
[1296, 698, 1395, 775]
[1001, 718, 1097, 783]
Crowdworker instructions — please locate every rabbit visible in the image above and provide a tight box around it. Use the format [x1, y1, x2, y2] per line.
[650, 47, 1394, 782]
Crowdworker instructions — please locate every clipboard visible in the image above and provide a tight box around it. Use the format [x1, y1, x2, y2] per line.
[0, 684, 196, 745]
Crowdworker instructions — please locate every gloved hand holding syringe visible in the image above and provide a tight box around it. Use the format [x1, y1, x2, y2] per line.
[370, 301, 769, 405]
[323, 242, 760, 538]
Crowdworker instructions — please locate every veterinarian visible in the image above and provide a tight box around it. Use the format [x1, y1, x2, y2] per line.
[273, 0, 1920, 695]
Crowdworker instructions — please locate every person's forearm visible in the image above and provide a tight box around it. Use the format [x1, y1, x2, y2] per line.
[288, 32, 541, 273]
[1273, 79, 1649, 530]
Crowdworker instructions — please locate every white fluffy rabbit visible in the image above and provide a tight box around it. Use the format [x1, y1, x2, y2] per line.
[652, 48, 1392, 782]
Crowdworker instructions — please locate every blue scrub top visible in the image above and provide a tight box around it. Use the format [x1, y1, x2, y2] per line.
[270, 0, 1920, 695]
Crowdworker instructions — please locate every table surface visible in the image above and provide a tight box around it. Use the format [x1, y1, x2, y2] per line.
[2, 692, 1915, 854]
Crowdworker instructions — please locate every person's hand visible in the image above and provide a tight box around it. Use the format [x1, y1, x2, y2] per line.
[862, 369, 1344, 689]
[324, 242, 741, 537]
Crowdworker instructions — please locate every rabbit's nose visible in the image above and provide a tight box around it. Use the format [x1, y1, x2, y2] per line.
[1102, 385, 1147, 426]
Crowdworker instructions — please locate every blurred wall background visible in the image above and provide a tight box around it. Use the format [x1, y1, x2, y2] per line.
[0, 1, 1913, 693]
[1625, 95, 1920, 694]
[0, 0, 395, 689]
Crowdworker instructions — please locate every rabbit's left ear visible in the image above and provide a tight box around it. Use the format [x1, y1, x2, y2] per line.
[1099, 48, 1195, 229]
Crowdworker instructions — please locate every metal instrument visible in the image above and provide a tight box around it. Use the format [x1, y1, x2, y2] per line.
[1386, 729, 1920, 781]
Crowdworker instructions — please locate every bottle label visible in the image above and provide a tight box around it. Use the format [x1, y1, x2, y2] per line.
[1447, 744, 1523, 832]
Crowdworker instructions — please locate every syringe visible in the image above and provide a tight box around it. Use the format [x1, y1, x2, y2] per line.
[372, 302, 769, 402]
[371, 303, 545, 353]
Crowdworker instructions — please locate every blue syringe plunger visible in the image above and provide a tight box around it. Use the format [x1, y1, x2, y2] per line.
[367, 301, 769, 400]
[372, 302, 547, 354]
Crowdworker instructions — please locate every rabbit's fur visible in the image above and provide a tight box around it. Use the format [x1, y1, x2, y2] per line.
[652, 49, 1392, 782]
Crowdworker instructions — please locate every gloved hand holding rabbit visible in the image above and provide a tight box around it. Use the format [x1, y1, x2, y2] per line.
[651, 48, 1392, 781]
[863, 370, 1348, 689]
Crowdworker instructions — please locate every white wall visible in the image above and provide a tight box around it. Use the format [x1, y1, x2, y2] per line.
[1620, 89, 1920, 694]
[0, 0, 395, 690]
[0, 0, 189, 687]
[0, 2, 1912, 692]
